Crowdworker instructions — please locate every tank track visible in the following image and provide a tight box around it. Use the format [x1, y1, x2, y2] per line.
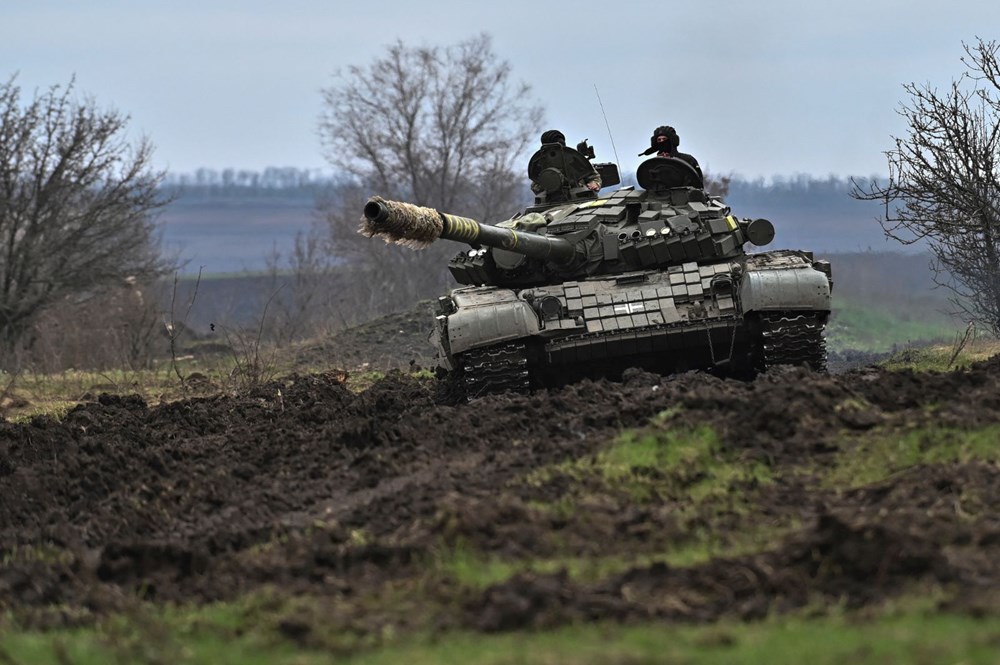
[759, 311, 828, 372]
[458, 341, 531, 399]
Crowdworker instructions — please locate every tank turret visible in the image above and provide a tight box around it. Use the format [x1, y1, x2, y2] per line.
[363, 158, 776, 289]
[362, 154, 833, 399]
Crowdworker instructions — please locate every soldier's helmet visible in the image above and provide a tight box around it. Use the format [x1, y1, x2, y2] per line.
[540, 129, 567, 146]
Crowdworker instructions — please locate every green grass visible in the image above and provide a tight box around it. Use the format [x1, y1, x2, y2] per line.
[5, 607, 1000, 665]
[525, 417, 770, 507]
[880, 338, 1000, 372]
[340, 612, 1000, 665]
[0, 613, 327, 665]
[341, 368, 434, 392]
[593, 425, 772, 506]
[430, 519, 797, 590]
[1, 591, 388, 664]
[826, 424, 1000, 489]
[2, 359, 243, 421]
[827, 296, 960, 353]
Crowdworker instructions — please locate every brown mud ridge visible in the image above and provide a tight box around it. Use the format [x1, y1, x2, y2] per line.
[2, 356, 1000, 639]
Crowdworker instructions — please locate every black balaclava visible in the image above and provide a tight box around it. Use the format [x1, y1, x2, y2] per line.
[640, 125, 680, 156]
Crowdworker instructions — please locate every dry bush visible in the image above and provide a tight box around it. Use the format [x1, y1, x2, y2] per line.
[26, 279, 165, 374]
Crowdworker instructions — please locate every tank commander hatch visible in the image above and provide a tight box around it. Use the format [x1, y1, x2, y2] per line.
[639, 125, 703, 180]
[530, 129, 602, 194]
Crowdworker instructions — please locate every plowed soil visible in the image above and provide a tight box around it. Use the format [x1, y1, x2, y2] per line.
[3, 329, 1000, 644]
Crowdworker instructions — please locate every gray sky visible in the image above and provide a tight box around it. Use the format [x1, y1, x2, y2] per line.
[3, 0, 997, 179]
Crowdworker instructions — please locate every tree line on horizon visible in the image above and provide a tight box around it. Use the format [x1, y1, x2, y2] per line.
[161, 166, 336, 193]
[162, 166, 879, 198]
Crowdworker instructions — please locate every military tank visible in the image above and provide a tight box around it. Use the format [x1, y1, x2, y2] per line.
[361, 141, 832, 398]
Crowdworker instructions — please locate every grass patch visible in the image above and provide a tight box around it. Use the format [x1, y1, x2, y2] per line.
[881, 338, 1000, 372]
[826, 424, 1000, 489]
[340, 612, 1000, 665]
[2, 358, 243, 421]
[340, 369, 386, 392]
[826, 296, 959, 353]
[525, 418, 771, 509]
[342, 368, 434, 392]
[0, 595, 334, 665]
[595, 426, 772, 504]
[4, 367, 175, 422]
[431, 520, 797, 590]
[5, 607, 1000, 665]
[0, 587, 423, 664]
[345, 611, 1000, 665]
[1, 362, 433, 422]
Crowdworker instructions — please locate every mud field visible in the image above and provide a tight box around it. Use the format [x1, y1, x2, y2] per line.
[3, 341, 1000, 645]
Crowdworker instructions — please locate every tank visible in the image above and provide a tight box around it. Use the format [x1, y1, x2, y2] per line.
[361, 143, 832, 399]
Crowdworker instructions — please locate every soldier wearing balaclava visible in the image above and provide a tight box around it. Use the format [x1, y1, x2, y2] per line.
[640, 125, 703, 180]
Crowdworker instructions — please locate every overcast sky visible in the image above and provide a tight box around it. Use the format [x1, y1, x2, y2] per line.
[3, 0, 998, 180]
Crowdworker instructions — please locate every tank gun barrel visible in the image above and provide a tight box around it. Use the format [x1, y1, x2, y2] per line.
[362, 197, 576, 264]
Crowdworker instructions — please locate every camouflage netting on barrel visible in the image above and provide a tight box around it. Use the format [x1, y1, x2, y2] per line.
[359, 196, 444, 248]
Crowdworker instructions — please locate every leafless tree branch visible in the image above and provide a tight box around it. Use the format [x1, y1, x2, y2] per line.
[851, 38, 1000, 332]
[0, 75, 172, 368]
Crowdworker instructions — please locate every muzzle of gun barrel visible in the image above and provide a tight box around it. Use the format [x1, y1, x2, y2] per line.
[360, 197, 444, 248]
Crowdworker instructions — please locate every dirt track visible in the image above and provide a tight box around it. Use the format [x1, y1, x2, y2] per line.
[3, 350, 1000, 639]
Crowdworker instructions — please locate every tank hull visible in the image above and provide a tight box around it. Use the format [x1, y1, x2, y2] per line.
[434, 250, 832, 397]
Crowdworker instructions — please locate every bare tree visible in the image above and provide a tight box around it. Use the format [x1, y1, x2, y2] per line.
[317, 34, 544, 312]
[0, 76, 171, 367]
[29, 278, 163, 373]
[852, 39, 1000, 333]
[261, 229, 337, 346]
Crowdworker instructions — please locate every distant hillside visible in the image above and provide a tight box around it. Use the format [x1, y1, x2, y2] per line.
[725, 176, 903, 253]
[159, 192, 318, 274]
[156, 173, 905, 274]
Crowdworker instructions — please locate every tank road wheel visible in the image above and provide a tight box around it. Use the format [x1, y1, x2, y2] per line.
[458, 341, 531, 400]
[758, 311, 828, 372]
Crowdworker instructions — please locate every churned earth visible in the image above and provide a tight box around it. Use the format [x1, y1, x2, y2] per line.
[2, 318, 1000, 652]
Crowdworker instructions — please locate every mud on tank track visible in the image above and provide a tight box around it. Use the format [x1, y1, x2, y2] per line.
[3, 354, 1000, 638]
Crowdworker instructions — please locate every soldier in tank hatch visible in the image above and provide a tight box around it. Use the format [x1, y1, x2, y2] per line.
[639, 125, 703, 180]
[531, 129, 602, 194]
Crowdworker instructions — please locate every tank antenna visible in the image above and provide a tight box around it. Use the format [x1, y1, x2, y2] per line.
[594, 85, 621, 173]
